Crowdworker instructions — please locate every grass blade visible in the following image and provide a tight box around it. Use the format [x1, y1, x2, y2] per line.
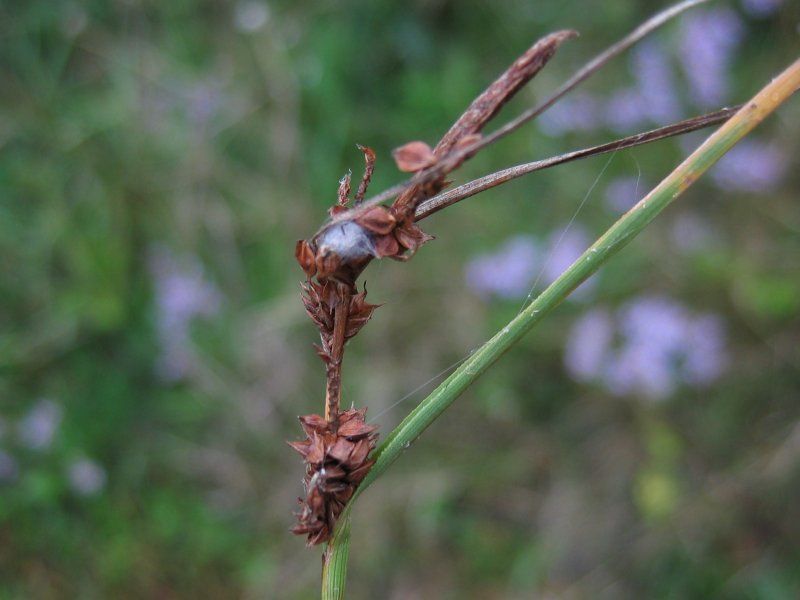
[321, 57, 800, 599]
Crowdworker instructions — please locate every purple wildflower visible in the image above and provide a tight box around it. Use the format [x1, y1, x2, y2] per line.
[18, 399, 62, 451]
[604, 341, 677, 399]
[465, 236, 539, 299]
[563, 309, 614, 381]
[619, 296, 688, 347]
[682, 315, 728, 385]
[67, 458, 107, 497]
[678, 8, 745, 107]
[740, 0, 784, 17]
[605, 88, 651, 133]
[465, 226, 598, 301]
[539, 93, 603, 136]
[670, 212, 718, 253]
[630, 40, 681, 123]
[149, 246, 222, 381]
[605, 40, 681, 132]
[186, 81, 224, 126]
[604, 176, 643, 213]
[710, 139, 788, 193]
[564, 296, 728, 401]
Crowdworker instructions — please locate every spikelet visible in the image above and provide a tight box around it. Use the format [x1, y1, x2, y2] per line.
[290, 280, 379, 544]
[288, 408, 378, 545]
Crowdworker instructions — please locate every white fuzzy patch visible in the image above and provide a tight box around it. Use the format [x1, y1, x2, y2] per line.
[317, 221, 375, 260]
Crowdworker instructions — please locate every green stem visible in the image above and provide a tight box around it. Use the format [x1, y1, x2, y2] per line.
[321, 519, 350, 600]
[321, 57, 800, 599]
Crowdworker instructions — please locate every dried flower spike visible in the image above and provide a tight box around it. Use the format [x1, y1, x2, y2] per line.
[289, 408, 379, 546]
[290, 29, 576, 546]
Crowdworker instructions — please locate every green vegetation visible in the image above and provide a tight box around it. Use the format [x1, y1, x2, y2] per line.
[1, 1, 798, 598]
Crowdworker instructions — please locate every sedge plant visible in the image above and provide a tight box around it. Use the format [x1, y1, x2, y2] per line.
[284, 0, 800, 596]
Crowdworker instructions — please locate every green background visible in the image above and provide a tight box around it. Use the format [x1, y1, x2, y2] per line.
[1, 1, 799, 597]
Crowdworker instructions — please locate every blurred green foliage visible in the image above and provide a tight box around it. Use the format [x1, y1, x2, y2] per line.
[1, 0, 799, 598]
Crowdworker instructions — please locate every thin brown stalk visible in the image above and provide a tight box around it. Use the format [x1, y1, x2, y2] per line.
[354, 145, 376, 204]
[415, 104, 741, 220]
[324, 285, 351, 427]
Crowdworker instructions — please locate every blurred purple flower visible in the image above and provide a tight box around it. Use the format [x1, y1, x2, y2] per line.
[466, 226, 598, 301]
[605, 40, 681, 132]
[670, 212, 718, 253]
[710, 139, 788, 193]
[605, 88, 651, 133]
[465, 236, 540, 299]
[619, 295, 689, 347]
[542, 226, 597, 299]
[564, 296, 728, 401]
[186, 82, 224, 126]
[678, 8, 745, 107]
[605, 176, 643, 213]
[149, 246, 222, 381]
[682, 315, 728, 385]
[605, 341, 677, 399]
[18, 399, 62, 451]
[630, 41, 681, 123]
[741, 0, 784, 17]
[67, 457, 107, 497]
[0, 450, 19, 483]
[564, 309, 614, 381]
[539, 93, 603, 136]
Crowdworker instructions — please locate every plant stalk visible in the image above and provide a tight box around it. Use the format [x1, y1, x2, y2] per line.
[325, 285, 351, 427]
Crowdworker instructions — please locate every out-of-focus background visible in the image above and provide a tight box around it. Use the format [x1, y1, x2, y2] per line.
[2, 0, 799, 597]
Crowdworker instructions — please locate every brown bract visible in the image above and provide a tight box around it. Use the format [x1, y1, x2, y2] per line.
[289, 407, 379, 545]
[392, 140, 436, 172]
[301, 280, 379, 360]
